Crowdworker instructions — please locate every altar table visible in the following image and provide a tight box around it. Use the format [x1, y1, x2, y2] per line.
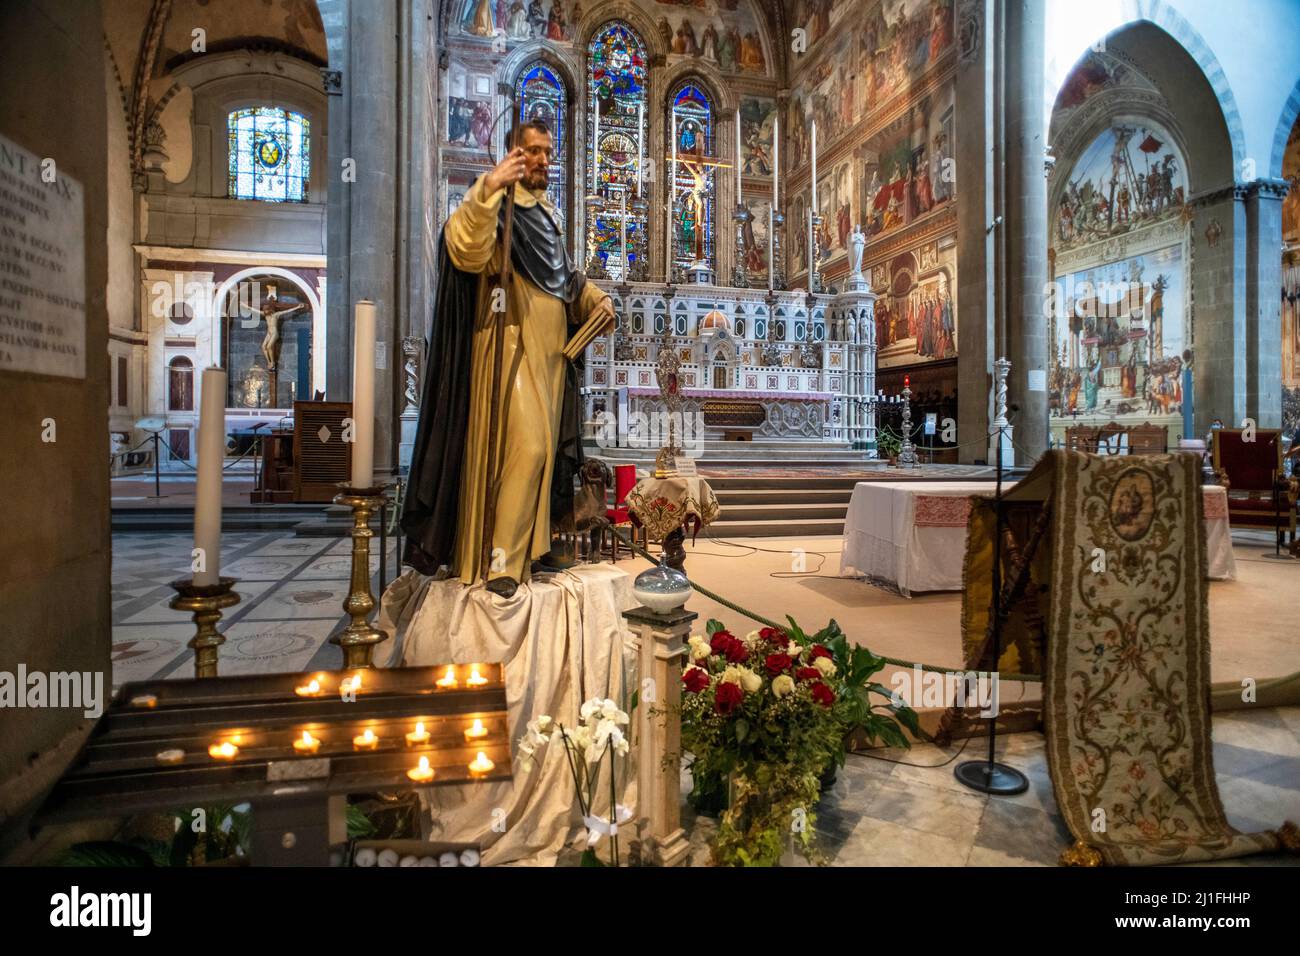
[839, 481, 1235, 595]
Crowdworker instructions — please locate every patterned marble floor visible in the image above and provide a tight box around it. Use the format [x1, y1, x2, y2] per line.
[114, 530, 1299, 866]
[681, 707, 1300, 866]
[111, 531, 399, 686]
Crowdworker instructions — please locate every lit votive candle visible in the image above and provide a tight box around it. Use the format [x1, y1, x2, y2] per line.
[209, 741, 239, 760]
[467, 665, 488, 687]
[407, 756, 435, 783]
[294, 730, 321, 755]
[468, 751, 495, 777]
[341, 673, 362, 696]
[464, 719, 488, 743]
[435, 666, 458, 689]
[295, 679, 322, 697]
[405, 722, 431, 747]
[131, 694, 158, 709]
[156, 748, 184, 765]
[353, 728, 379, 751]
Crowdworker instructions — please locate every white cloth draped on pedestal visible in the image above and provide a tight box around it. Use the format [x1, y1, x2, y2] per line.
[377, 564, 638, 865]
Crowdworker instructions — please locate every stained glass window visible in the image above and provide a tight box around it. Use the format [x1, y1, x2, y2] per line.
[228, 107, 310, 202]
[516, 62, 568, 232]
[587, 22, 648, 280]
[670, 84, 716, 276]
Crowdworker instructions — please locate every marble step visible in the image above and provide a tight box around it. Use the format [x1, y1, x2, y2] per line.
[713, 501, 848, 521]
[703, 516, 846, 538]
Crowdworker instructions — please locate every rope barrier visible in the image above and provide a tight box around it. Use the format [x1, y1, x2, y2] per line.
[604, 523, 1043, 684]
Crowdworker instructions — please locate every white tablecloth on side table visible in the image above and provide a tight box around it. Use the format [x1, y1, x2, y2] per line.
[839, 481, 1236, 596]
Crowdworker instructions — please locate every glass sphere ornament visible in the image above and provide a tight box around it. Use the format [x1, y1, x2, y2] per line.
[632, 561, 691, 614]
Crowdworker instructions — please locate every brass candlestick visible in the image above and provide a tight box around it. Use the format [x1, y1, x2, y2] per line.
[169, 577, 241, 679]
[330, 484, 389, 669]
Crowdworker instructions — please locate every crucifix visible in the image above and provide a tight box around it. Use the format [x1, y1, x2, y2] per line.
[253, 284, 307, 403]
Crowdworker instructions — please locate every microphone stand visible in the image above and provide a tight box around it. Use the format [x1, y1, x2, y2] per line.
[954, 393, 1027, 795]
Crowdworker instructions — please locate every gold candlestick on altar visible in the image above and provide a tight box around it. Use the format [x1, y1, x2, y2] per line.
[329, 484, 390, 669]
[169, 576, 241, 679]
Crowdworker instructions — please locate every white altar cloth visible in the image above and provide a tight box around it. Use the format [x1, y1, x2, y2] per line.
[839, 481, 1235, 595]
[377, 564, 638, 865]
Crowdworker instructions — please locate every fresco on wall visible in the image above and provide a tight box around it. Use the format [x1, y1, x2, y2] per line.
[1281, 121, 1300, 432]
[741, 196, 771, 281]
[453, 0, 769, 75]
[740, 96, 776, 176]
[458, 0, 576, 40]
[1053, 121, 1187, 253]
[857, 0, 954, 109]
[1048, 246, 1188, 432]
[653, 0, 768, 75]
[788, 0, 843, 52]
[1050, 50, 1151, 131]
[858, 89, 954, 241]
[810, 161, 853, 263]
[871, 240, 957, 368]
[789, 189, 809, 278]
[446, 63, 495, 148]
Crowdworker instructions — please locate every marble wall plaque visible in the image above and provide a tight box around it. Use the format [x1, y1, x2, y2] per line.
[0, 131, 86, 378]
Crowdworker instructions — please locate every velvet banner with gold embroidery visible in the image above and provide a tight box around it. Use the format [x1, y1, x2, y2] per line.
[1043, 451, 1288, 864]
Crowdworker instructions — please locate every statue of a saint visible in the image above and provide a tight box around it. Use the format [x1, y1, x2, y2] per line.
[402, 121, 614, 597]
[849, 224, 867, 286]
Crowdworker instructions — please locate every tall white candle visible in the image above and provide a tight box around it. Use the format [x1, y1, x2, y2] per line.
[620, 189, 628, 278]
[773, 117, 779, 209]
[637, 101, 644, 195]
[736, 108, 743, 208]
[193, 367, 227, 586]
[810, 120, 818, 213]
[768, 206, 775, 292]
[351, 300, 376, 489]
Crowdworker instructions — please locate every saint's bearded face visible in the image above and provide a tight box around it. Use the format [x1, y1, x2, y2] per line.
[519, 129, 552, 191]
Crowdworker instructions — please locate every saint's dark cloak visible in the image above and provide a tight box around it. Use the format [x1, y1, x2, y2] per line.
[401, 197, 589, 576]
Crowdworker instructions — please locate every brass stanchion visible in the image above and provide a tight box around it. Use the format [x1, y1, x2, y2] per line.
[330, 483, 389, 668]
[169, 577, 241, 678]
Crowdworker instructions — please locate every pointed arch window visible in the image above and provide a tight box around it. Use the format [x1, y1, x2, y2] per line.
[669, 83, 716, 276]
[515, 61, 569, 232]
[587, 21, 648, 280]
[227, 107, 310, 202]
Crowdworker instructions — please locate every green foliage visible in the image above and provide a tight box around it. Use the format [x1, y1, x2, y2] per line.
[168, 804, 251, 866]
[55, 841, 157, 867]
[877, 425, 902, 460]
[346, 803, 377, 840]
[680, 616, 918, 866]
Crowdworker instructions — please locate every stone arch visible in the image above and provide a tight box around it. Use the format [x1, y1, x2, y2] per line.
[1271, 78, 1300, 181]
[576, 4, 669, 64]
[1046, 0, 1246, 175]
[210, 266, 324, 404]
[662, 62, 733, 113]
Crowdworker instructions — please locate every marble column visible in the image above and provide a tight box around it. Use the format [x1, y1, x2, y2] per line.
[623, 605, 694, 867]
[834, 289, 877, 451]
[1004, 0, 1049, 462]
[321, 0, 439, 483]
[954, 0, 996, 464]
[1190, 187, 1248, 435]
[1244, 178, 1289, 429]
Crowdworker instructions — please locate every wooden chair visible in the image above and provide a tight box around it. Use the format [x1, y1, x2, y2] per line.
[1212, 428, 1297, 549]
[1127, 422, 1168, 455]
[602, 464, 641, 563]
[1096, 421, 1127, 455]
[1064, 425, 1100, 453]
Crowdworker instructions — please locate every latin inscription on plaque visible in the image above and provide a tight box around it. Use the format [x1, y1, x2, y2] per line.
[0, 132, 86, 378]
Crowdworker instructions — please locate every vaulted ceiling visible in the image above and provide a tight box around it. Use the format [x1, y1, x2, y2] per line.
[102, 0, 326, 182]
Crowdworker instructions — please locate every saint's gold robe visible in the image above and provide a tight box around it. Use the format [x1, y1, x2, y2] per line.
[444, 174, 610, 586]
